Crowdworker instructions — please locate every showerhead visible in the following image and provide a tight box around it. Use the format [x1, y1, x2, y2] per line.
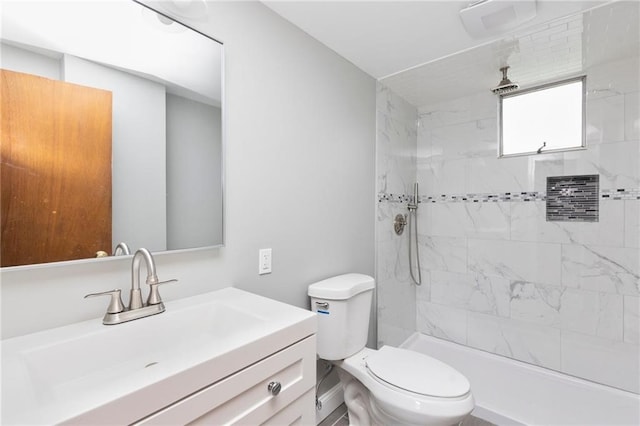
[491, 66, 519, 95]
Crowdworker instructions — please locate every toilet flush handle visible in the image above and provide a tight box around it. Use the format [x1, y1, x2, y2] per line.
[315, 301, 329, 309]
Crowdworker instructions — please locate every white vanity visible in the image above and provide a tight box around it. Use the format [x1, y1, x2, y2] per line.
[1, 288, 317, 425]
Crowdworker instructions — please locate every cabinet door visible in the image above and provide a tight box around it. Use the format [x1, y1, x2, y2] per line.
[134, 336, 316, 425]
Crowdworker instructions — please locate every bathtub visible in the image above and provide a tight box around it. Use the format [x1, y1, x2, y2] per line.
[401, 333, 640, 425]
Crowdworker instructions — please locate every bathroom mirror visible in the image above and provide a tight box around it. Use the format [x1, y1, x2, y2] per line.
[1, 0, 224, 267]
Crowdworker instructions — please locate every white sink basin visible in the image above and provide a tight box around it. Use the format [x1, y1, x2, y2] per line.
[23, 303, 263, 399]
[1, 287, 316, 425]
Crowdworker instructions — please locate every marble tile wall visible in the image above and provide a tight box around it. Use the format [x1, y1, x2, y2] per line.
[376, 55, 639, 394]
[375, 82, 418, 347]
[412, 56, 639, 394]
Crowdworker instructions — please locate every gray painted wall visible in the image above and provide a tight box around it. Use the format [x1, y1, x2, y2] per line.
[0, 42, 61, 79]
[166, 94, 222, 249]
[1, 1, 376, 339]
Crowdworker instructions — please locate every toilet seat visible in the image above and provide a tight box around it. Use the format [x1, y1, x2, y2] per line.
[338, 347, 475, 425]
[365, 346, 470, 398]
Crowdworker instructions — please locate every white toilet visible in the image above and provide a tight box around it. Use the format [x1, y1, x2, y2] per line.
[309, 273, 474, 426]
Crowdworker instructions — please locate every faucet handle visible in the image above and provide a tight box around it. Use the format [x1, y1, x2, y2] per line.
[147, 279, 178, 305]
[85, 289, 125, 314]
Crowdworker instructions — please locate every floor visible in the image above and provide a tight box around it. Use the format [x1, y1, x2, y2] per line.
[460, 415, 496, 426]
[317, 403, 496, 426]
[318, 404, 348, 426]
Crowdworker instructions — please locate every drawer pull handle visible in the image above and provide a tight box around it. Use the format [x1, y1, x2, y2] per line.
[268, 381, 282, 396]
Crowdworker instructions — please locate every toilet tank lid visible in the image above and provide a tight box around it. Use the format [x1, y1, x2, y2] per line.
[308, 273, 375, 300]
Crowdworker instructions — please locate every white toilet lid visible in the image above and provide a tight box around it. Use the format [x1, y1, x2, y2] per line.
[365, 346, 470, 398]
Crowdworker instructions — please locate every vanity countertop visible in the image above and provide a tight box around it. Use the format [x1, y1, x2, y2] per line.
[1, 287, 316, 425]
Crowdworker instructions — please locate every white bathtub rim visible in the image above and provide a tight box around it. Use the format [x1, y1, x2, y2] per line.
[470, 406, 525, 426]
[401, 332, 640, 426]
[401, 332, 638, 398]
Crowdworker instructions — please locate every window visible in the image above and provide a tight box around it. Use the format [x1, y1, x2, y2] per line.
[499, 76, 585, 157]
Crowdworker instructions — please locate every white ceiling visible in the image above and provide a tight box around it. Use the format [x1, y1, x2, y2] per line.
[264, 0, 640, 107]
[263, 0, 609, 79]
[382, 1, 639, 106]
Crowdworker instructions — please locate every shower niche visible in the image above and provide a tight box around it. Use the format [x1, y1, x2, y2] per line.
[546, 175, 599, 222]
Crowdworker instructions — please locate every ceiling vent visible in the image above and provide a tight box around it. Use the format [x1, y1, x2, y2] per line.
[460, 0, 537, 38]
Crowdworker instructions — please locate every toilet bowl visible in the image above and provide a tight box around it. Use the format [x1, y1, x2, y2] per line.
[336, 347, 474, 425]
[309, 273, 474, 426]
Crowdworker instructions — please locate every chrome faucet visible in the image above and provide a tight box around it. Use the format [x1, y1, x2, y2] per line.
[129, 248, 156, 309]
[113, 242, 131, 256]
[85, 248, 177, 325]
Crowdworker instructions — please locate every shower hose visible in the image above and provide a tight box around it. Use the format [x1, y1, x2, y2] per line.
[408, 207, 421, 286]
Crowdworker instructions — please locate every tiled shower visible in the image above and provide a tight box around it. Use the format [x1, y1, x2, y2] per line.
[375, 2, 639, 395]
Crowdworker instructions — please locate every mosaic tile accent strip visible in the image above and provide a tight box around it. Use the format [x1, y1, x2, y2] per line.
[378, 193, 412, 203]
[377, 192, 545, 203]
[377, 188, 638, 204]
[546, 175, 599, 222]
[421, 192, 546, 203]
[600, 188, 640, 200]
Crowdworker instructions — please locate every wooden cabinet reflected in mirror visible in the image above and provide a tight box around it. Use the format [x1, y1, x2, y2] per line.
[0, 0, 224, 268]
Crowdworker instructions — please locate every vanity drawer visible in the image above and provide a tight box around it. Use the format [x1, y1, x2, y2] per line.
[135, 336, 316, 425]
[262, 389, 315, 425]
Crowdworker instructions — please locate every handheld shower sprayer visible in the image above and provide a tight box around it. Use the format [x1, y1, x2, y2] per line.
[392, 183, 422, 285]
[408, 182, 418, 211]
[408, 183, 421, 285]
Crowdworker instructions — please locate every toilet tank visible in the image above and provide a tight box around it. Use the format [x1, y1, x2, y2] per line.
[308, 273, 375, 361]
